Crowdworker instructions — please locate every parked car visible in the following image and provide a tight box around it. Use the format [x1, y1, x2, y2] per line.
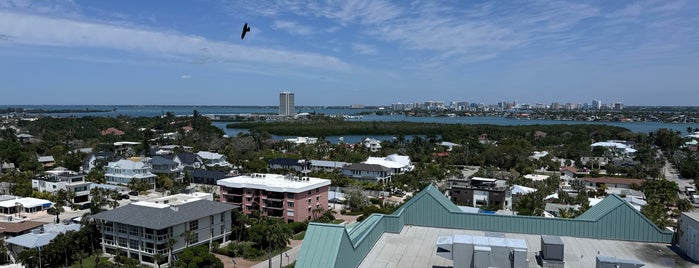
[121, 194, 130, 200]
[128, 191, 138, 196]
[79, 203, 91, 210]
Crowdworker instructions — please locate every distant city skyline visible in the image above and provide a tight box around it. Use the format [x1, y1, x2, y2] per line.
[1, 1, 698, 106]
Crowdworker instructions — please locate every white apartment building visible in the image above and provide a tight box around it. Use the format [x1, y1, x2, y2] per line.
[32, 168, 91, 203]
[104, 159, 157, 187]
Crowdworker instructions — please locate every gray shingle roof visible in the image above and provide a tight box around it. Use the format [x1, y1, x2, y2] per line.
[91, 199, 237, 229]
[343, 163, 390, 172]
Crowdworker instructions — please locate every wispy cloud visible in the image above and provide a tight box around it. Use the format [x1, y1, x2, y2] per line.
[351, 43, 377, 55]
[272, 20, 314, 36]
[181, 74, 192, 79]
[0, 11, 351, 71]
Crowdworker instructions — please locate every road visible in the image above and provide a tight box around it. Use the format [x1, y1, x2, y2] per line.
[662, 160, 696, 204]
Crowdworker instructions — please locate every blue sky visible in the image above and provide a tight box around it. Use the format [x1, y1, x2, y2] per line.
[1, 0, 698, 106]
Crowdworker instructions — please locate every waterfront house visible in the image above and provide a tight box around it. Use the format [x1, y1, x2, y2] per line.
[362, 138, 382, 152]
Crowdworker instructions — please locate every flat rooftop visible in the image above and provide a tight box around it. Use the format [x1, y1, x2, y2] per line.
[217, 173, 330, 193]
[359, 225, 693, 268]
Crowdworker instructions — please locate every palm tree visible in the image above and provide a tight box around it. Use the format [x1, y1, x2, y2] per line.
[153, 253, 165, 268]
[165, 238, 177, 267]
[180, 230, 196, 248]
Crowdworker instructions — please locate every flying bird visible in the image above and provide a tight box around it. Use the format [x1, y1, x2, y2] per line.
[241, 23, 251, 39]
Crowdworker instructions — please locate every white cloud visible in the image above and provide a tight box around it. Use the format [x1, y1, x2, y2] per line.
[351, 43, 377, 55]
[272, 20, 314, 36]
[0, 11, 351, 71]
[181, 75, 192, 79]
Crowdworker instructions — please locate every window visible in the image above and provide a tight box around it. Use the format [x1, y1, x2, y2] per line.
[287, 193, 294, 198]
[316, 196, 319, 201]
[307, 207, 311, 212]
[246, 197, 252, 202]
[189, 220, 199, 231]
[308, 198, 311, 204]
[288, 202, 294, 208]
[308, 190, 312, 195]
[316, 188, 319, 193]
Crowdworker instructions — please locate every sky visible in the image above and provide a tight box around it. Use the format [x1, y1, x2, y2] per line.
[1, 0, 698, 106]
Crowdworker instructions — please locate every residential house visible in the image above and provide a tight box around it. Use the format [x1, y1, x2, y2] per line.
[113, 141, 141, 156]
[6, 223, 81, 256]
[308, 160, 349, 172]
[149, 155, 183, 179]
[341, 163, 393, 183]
[580, 156, 608, 168]
[560, 166, 578, 180]
[32, 168, 91, 203]
[104, 159, 157, 188]
[82, 151, 116, 173]
[0, 196, 53, 215]
[439, 141, 460, 152]
[196, 151, 231, 168]
[37, 156, 55, 168]
[0, 162, 16, 175]
[523, 174, 550, 182]
[190, 170, 228, 186]
[0, 220, 45, 238]
[175, 152, 202, 170]
[590, 140, 637, 157]
[100, 127, 125, 136]
[91, 194, 236, 264]
[583, 177, 646, 190]
[507, 184, 536, 210]
[363, 154, 414, 174]
[284, 137, 318, 145]
[447, 177, 508, 209]
[267, 158, 309, 172]
[218, 173, 330, 223]
[362, 138, 382, 152]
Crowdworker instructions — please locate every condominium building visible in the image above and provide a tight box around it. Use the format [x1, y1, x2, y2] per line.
[91, 193, 236, 264]
[279, 91, 295, 116]
[217, 173, 330, 223]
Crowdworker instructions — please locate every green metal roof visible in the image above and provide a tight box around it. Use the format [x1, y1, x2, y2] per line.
[297, 184, 672, 268]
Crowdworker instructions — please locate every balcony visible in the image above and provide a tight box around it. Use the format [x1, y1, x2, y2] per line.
[266, 192, 285, 201]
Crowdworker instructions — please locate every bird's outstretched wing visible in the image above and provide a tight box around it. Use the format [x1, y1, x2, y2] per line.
[241, 23, 251, 39]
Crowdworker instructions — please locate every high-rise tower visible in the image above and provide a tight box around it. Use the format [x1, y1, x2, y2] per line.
[279, 91, 295, 116]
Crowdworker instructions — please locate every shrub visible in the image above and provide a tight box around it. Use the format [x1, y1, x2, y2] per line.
[287, 221, 308, 234]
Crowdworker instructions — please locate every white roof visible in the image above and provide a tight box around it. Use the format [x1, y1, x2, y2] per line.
[197, 151, 224, 160]
[364, 154, 412, 169]
[113, 141, 140, 146]
[328, 191, 346, 202]
[591, 141, 636, 153]
[0, 197, 52, 208]
[440, 141, 460, 147]
[530, 151, 549, 159]
[510, 185, 536, 195]
[217, 173, 330, 193]
[107, 159, 149, 169]
[588, 198, 604, 206]
[524, 174, 549, 181]
[37, 156, 54, 162]
[471, 177, 496, 182]
[6, 223, 80, 249]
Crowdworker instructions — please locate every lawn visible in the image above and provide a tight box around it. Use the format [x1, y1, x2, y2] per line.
[70, 256, 111, 268]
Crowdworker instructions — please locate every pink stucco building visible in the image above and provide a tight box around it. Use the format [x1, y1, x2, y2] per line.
[217, 173, 330, 223]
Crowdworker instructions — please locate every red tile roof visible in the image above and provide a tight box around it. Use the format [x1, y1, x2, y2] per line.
[100, 127, 124, 136]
